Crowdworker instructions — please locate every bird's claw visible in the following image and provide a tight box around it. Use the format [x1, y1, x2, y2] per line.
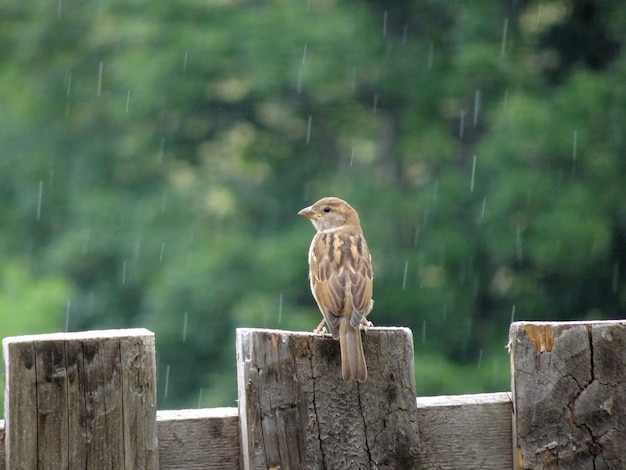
[359, 319, 373, 331]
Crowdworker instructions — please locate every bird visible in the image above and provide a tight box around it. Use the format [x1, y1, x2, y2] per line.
[298, 197, 374, 382]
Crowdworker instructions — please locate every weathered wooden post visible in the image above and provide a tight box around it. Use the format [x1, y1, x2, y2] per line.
[3, 328, 158, 470]
[509, 321, 626, 469]
[236, 327, 421, 469]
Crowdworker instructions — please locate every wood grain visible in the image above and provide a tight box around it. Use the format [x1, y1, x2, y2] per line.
[416, 392, 513, 469]
[510, 321, 626, 469]
[2, 329, 158, 470]
[157, 408, 240, 469]
[236, 327, 421, 470]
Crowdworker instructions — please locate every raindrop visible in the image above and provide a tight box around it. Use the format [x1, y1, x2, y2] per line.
[402, 25, 408, 45]
[443, 303, 448, 321]
[36, 180, 43, 220]
[278, 294, 283, 324]
[83, 230, 91, 254]
[515, 225, 523, 261]
[121, 260, 127, 284]
[183, 50, 188, 71]
[182, 311, 188, 343]
[413, 227, 419, 247]
[402, 260, 409, 290]
[163, 364, 170, 401]
[572, 129, 578, 160]
[350, 148, 355, 167]
[161, 193, 168, 213]
[301, 44, 308, 64]
[510, 305, 516, 323]
[480, 198, 486, 222]
[157, 137, 166, 164]
[459, 110, 465, 139]
[297, 68, 303, 94]
[349, 67, 357, 93]
[159, 242, 165, 263]
[306, 115, 312, 143]
[612, 262, 620, 293]
[97, 61, 104, 98]
[433, 179, 439, 202]
[422, 320, 427, 343]
[372, 94, 379, 113]
[473, 90, 481, 127]
[57, 0, 62, 18]
[500, 18, 508, 58]
[134, 235, 142, 258]
[125, 89, 131, 113]
[536, 4, 543, 26]
[502, 89, 509, 112]
[427, 43, 434, 70]
[65, 71, 72, 97]
[65, 300, 71, 332]
[477, 349, 483, 368]
[470, 155, 477, 193]
[382, 11, 388, 38]
[197, 387, 204, 407]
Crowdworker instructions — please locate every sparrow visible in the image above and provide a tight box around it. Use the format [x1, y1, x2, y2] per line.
[298, 197, 374, 382]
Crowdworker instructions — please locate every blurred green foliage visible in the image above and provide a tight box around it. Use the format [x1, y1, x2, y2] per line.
[1, 0, 625, 411]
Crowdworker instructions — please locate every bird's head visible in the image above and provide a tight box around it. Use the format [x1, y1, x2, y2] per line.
[298, 197, 361, 233]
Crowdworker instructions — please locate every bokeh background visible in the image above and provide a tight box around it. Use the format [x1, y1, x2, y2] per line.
[1, 0, 625, 410]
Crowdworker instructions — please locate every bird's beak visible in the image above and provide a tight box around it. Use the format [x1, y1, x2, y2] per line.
[298, 205, 319, 220]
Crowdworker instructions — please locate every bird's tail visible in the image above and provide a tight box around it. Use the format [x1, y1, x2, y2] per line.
[339, 318, 367, 382]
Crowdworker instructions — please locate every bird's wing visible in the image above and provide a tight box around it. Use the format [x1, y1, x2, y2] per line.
[310, 230, 373, 337]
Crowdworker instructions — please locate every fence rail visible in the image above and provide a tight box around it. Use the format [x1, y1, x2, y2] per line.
[2, 321, 625, 469]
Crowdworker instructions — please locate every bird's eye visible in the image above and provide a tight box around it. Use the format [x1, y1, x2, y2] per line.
[323, 206, 331, 213]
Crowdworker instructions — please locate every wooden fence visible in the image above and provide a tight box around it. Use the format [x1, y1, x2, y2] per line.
[1, 321, 625, 469]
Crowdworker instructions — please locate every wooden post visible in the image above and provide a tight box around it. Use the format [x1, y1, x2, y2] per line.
[236, 327, 421, 470]
[3, 329, 158, 470]
[509, 321, 626, 469]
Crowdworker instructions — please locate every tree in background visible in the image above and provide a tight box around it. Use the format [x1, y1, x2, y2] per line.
[0, 0, 624, 408]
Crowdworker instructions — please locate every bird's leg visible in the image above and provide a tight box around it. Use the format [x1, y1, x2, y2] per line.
[314, 318, 327, 335]
[359, 317, 373, 330]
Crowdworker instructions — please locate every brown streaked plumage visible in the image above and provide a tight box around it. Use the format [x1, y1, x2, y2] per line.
[298, 197, 374, 382]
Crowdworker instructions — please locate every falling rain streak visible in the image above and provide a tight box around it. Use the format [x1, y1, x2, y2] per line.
[470, 155, 477, 193]
[480, 198, 486, 223]
[36, 180, 43, 220]
[473, 90, 481, 127]
[306, 115, 312, 143]
[613, 262, 620, 293]
[477, 349, 483, 368]
[97, 61, 104, 97]
[159, 242, 165, 263]
[402, 260, 409, 290]
[65, 301, 71, 332]
[459, 110, 465, 139]
[121, 260, 127, 284]
[182, 311, 188, 342]
[183, 50, 188, 71]
[510, 305, 516, 323]
[382, 11, 388, 38]
[297, 44, 307, 94]
[422, 320, 426, 343]
[278, 294, 283, 324]
[500, 18, 508, 58]
[126, 90, 131, 113]
[163, 364, 170, 401]
[572, 130, 578, 160]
